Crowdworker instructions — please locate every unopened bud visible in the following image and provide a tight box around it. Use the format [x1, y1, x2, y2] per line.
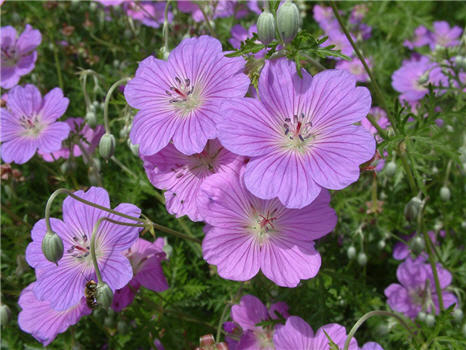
[99, 133, 116, 160]
[378, 240, 386, 249]
[425, 314, 435, 327]
[410, 236, 425, 255]
[257, 11, 275, 45]
[85, 111, 97, 128]
[96, 282, 113, 309]
[357, 252, 367, 266]
[440, 186, 451, 201]
[347, 245, 356, 260]
[117, 320, 128, 334]
[0, 304, 11, 327]
[276, 1, 300, 44]
[127, 139, 139, 156]
[41, 231, 64, 264]
[385, 161, 396, 176]
[453, 308, 463, 323]
[417, 311, 427, 322]
[404, 197, 422, 222]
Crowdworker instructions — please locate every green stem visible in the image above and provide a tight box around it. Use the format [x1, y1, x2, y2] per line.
[299, 53, 327, 72]
[80, 71, 92, 110]
[198, 1, 215, 37]
[344, 310, 415, 350]
[162, 0, 171, 53]
[443, 160, 452, 186]
[103, 77, 130, 134]
[53, 44, 64, 90]
[90, 217, 146, 283]
[398, 143, 417, 194]
[45, 189, 71, 233]
[329, 1, 393, 126]
[366, 114, 388, 140]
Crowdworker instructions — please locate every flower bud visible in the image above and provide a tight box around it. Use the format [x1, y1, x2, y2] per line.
[453, 308, 463, 323]
[257, 11, 275, 45]
[357, 252, 367, 266]
[425, 314, 435, 327]
[440, 186, 451, 201]
[99, 133, 116, 160]
[104, 316, 114, 328]
[127, 139, 139, 156]
[85, 111, 97, 128]
[404, 197, 422, 222]
[347, 245, 356, 260]
[0, 304, 11, 327]
[276, 1, 300, 44]
[385, 161, 396, 177]
[41, 231, 64, 264]
[378, 240, 386, 250]
[117, 320, 128, 334]
[417, 311, 427, 322]
[96, 282, 113, 309]
[410, 236, 425, 255]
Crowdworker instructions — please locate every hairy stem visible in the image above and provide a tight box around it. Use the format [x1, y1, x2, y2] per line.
[103, 77, 131, 134]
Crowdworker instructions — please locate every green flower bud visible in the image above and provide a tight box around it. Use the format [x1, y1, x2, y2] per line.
[276, 1, 300, 44]
[257, 11, 275, 45]
[96, 282, 113, 309]
[347, 245, 356, 260]
[404, 196, 422, 222]
[0, 304, 11, 327]
[357, 252, 367, 266]
[440, 186, 451, 201]
[417, 311, 427, 322]
[99, 133, 116, 160]
[127, 139, 139, 156]
[85, 111, 97, 128]
[378, 240, 386, 250]
[41, 231, 64, 264]
[453, 308, 463, 323]
[103, 316, 114, 328]
[425, 314, 435, 327]
[410, 236, 425, 255]
[385, 161, 396, 177]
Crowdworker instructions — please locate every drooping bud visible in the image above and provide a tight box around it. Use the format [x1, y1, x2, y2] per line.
[357, 252, 367, 266]
[440, 186, 451, 201]
[404, 196, 422, 222]
[85, 110, 97, 128]
[0, 304, 11, 327]
[378, 240, 386, 250]
[127, 139, 139, 156]
[410, 236, 425, 255]
[257, 11, 275, 45]
[99, 133, 116, 160]
[41, 231, 64, 264]
[425, 314, 435, 327]
[453, 308, 464, 323]
[385, 161, 396, 176]
[276, 0, 300, 44]
[417, 311, 427, 322]
[347, 245, 356, 260]
[96, 282, 113, 309]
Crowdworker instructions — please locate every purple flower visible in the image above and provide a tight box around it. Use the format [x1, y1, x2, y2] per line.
[430, 21, 463, 50]
[403, 25, 431, 49]
[392, 56, 447, 103]
[18, 282, 91, 346]
[392, 231, 443, 261]
[225, 294, 289, 349]
[143, 139, 244, 222]
[229, 24, 257, 49]
[177, 0, 241, 22]
[94, 0, 125, 6]
[313, 5, 339, 32]
[199, 167, 336, 287]
[326, 29, 355, 58]
[1, 24, 41, 89]
[125, 1, 172, 28]
[349, 4, 368, 24]
[125, 35, 249, 156]
[112, 237, 168, 312]
[361, 342, 384, 350]
[273, 316, 358, 350]
[39, 117, 104, 162]
[361, 107, 389, 142]
[217, 58, 374, 209]
[0, 84, 70, 164]
[25, 187, 142, 311]
[384, 257, 457, 319]
[336, 57, 371, 82]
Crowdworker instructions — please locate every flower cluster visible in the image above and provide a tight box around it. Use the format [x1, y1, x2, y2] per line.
[404, 21, 462, 50]
[313, 4, 372, 82]
[224, 294, 383, 350]
[18, 187, 167, 345]
[126, 36, 374, 287]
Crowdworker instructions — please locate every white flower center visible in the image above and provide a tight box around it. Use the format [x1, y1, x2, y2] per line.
[281, 113, 315, 153]
[166, 76, 203, 116]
